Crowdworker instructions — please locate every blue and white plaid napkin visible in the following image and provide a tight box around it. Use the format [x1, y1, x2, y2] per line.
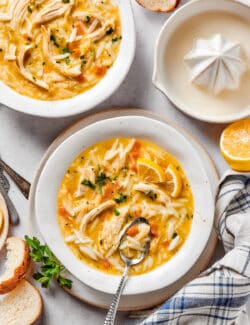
[142, 172, 250, 325]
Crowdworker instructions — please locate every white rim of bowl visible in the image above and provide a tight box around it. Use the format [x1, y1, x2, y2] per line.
[152, 0, 250, 124]
[0, 0, 136, 118]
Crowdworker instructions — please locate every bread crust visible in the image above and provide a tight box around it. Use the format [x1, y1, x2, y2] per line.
[25, 280, 43, 325]
[135, 0, 181, 12]
[0, 280, 43, 325]
[0, 193, 9, 252]
[0, 237, 30, 294]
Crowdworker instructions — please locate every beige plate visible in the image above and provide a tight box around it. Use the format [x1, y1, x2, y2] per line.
[29, 109, 218, 310]
[0, 193, 9, 251]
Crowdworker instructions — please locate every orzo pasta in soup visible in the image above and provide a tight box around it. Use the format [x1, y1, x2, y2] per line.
[0, 0, 121, 100]
[57, 138, 194, 275]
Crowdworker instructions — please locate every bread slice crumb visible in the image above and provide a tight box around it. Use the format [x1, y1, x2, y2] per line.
[0, 279, 43, 325]
[0, 237, 29, 294]
[136, 0, 180, 12]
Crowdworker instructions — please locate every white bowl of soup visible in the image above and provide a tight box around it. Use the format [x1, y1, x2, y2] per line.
[35, 115, 215, 295]
[0, 0, 135, 117]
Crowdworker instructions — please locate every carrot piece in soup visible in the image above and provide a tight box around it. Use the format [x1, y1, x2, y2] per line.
[100, 259, 111, 269]
[102, 182, 120, 201]
[58, 206, 71, 219]
[150, 223, 158, 237]
[75, 73, 85, 82]
[127, 225, 139, 237]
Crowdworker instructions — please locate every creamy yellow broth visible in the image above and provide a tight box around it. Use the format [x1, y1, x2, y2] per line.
[0, 0, 121, 100]
[57, 138, 194, 275]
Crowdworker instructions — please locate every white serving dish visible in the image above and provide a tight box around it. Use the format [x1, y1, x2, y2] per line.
[153, 0, 250, 123]
[35, 114, 215, 295]
[0, 1, 135, 118]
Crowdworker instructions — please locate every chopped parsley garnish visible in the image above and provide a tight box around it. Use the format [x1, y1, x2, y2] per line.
[0, 48, 3, 52]
[86, 15, 91, 23]
[106, 27, 114, 35]
[125, 214, 132, 223]
[96, 172, 109, 194]
[114, 193, 127, 204]
[42, 61, 46, 65]
[99, 239, 103, 245]
[81, 179, 96, 190]
[50, 34, 59, 48]
[62, 0, 70, 3]
[80, 55, 85, 60]
[112, 36, 122, 42]
[89, 50, 95, 56]
[114, 209, 120, 216]
[32, 76, 37, 81]
[145, 190, 157, 201]
[65, 57, 70, 65]
[62, 47, 70, 54]
[172, 232, 178, 239]
[27, 5, 32, 13]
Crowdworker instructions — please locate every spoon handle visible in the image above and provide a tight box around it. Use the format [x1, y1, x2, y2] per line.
[104, 265, 129, 325]
[0, 183, 19, 225]
[0, 159, 30, 199]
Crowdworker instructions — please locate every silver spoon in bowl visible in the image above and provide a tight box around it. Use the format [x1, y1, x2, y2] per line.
[104, 217, 151, 325]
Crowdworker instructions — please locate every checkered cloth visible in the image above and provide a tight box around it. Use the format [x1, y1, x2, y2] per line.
[142, 172, 250, 325]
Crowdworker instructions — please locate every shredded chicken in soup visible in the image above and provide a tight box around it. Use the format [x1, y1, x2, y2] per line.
[0, 0, 121, 100]
[57, 138, 194, 275]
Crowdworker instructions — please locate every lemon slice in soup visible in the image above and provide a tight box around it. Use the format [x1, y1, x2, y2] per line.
[137, 158, 165, 183]
[165, 164, 182, 198]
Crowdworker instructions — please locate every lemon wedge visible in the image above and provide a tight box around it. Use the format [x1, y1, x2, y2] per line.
[137, 158, 165, 183]
[220, 119, 250, 172]
[165, 164, 182, 198]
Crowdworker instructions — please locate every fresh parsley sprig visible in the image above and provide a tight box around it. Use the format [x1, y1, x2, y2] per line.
[25, 236, 72, 290]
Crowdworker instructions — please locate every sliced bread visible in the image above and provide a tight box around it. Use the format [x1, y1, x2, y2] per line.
[0, 193, 9, 252]
[0, 279, 43, 325]
[136, 0, 180, 12]
[0, 237, 29, 294]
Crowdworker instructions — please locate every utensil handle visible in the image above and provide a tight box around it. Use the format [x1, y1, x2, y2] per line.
[0, 185, 19, 225]
[0, 159, 30, 199]
[104, 265, 129, 325]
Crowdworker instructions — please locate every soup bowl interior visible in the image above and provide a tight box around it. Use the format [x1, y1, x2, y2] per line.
[0, 0, 135, 118]
[35, 115, 215, 295]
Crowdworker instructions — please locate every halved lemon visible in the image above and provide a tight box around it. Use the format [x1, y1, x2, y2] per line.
[165, 164, 182, 198]
[137, 158, 165, 183]
[220, 119, 250, 172]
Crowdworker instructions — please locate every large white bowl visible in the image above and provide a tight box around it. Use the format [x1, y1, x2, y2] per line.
[35, 115, 215, 295]
[153, 0, 250, 123]
[0, 1, 135, 118]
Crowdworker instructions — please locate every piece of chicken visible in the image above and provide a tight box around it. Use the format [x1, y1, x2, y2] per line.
[0, 0, 19, 22]
[99, 205, 129, 256]
[133, 182, 170, 205]
[10, 0, 30, 30]
[17, 45, 49, 90]
[41, 26, 81, 78]
[33, 0, 73, 25]
[4, 44, 16, 61]
[75, 167, 96, 198]
[80, 200, 115, 233]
